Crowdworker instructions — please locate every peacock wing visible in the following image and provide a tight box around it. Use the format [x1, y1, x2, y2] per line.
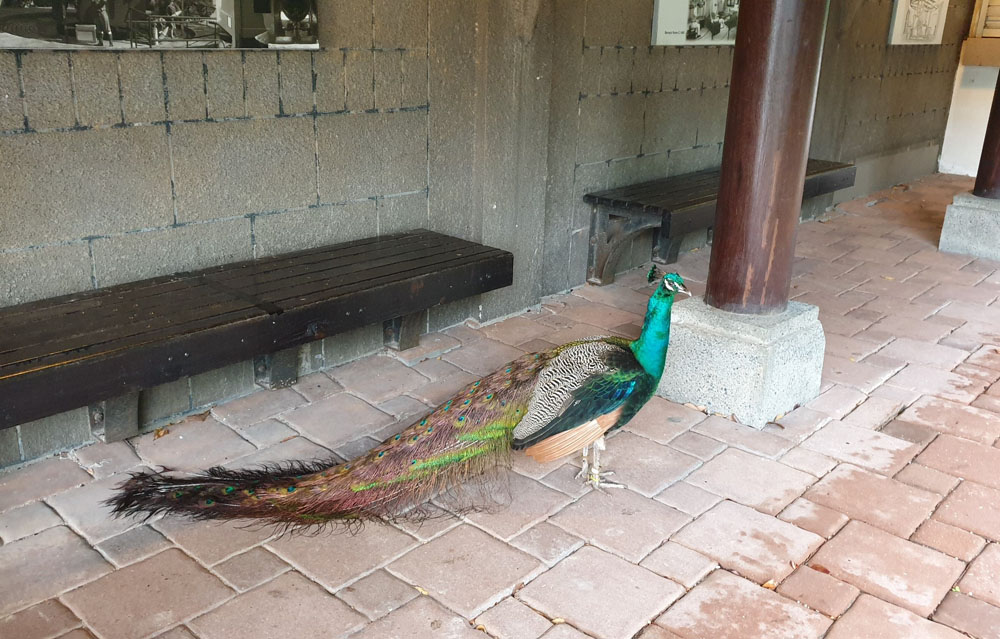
[511, 340, 646, 456]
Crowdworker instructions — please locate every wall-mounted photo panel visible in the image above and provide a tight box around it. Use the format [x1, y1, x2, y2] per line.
[888, 0, 947, 45]
[0, 0, 318, 49]
[652, 0, 739, 46]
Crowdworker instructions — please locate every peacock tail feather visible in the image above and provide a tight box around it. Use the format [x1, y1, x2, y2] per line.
[107, 349, 560, 530]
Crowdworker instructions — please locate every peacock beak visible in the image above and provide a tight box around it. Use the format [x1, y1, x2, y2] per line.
[669, 279, 691, 296]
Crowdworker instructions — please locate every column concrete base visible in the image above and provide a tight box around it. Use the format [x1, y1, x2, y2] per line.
[657, 297, 825, 429]
[939, 192, 1000, 262]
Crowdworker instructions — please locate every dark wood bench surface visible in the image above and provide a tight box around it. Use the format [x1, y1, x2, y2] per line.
[0, 230, 513, 430]
[584, 159, 855, 215]
[583, 159, 856, 284]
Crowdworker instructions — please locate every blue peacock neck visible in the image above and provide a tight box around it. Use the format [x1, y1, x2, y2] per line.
[629, 288, 676, 380]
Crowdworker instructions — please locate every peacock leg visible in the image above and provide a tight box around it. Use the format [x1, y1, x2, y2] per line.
[575, 445, 590, 480]
[588, 436, 625, 490]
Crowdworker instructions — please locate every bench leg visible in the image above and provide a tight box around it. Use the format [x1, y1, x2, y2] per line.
[89, 392, 139, 443]
[588, 207, 662, 285]
[587, 206, 613, 285]
[383, 310, 426, 351]
[254, 347, 300, 390]
[653, 225, 682, 265]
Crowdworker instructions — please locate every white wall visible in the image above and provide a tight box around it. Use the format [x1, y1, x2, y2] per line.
[939, 65, 999, 176]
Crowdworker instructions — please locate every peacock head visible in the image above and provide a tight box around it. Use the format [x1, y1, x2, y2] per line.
[647, 266, 691, 298]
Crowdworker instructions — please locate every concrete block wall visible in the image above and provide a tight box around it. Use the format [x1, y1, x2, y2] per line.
[0, 0, 975, 468]
[811, 0, 974, 191]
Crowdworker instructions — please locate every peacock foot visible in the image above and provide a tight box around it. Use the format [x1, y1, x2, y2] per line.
[575, 445, 590, 481]
[587, 469, 625, 490]
[582, 436, 625, 490]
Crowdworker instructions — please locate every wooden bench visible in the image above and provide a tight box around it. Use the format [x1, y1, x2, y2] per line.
[0, 230, 513, 441]
[584, 158, 856, 285]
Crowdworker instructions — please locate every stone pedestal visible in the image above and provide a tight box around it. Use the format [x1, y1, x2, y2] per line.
[939, 192, 1000, 262]
[658, 297, 825, 429]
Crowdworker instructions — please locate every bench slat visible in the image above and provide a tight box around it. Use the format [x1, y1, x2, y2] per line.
[2, 298, 264, 370]
[200, 230, 451, 286]
[606, 168, 719, 203]
[264, 246, 504, 307]
[206, 234, 474, 292]
[0, 283, 235, 354]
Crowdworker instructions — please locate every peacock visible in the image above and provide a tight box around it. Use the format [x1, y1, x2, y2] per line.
[107, 270, 690, 529]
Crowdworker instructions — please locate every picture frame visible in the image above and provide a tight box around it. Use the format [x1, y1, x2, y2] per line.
[652, 0, 740, 47]
[0, 0, 319, 49]
[888, 0, 947, 46]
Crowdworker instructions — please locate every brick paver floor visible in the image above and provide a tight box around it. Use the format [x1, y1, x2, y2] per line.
[2, 173, 1000, 638]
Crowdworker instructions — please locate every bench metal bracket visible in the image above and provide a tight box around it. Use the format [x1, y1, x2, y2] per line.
[383, 310, 426, 351]
[254, 347, 300, 390]
[89, 392, 140, 443]
[587, 207, 661, 286]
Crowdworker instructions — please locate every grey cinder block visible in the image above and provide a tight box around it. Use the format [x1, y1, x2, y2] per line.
[321, 324, 384, 368]
[119, 52, 167, 124]
[576, 94, 644, 163]
[279, 52, 315, 116]
[18, 408, 93, 460]
[253, 201, 376, 257]
[244, 51, 280, 117]
[69, 52, 121, 127]
[939, 192, 1000, 262]
[374, 49, 403, 110]
[91, 218, 252, 287]
[400, 50, 428, 108]
[162, 51, 207, 121]
[0, 52, 24, 131]
[139, 378, 192, 427]
[316, 112, 375, 201]
[205, 52, 245, 120]
[0, 126, 173, 249]
[190, 360, 256, 409]
[254, 347, 300, 390]
[377, 192, 427, 235]
[659, 297, 826, 429]
[644, 90, 699, 153]
[170, 118, 316, 221]
[0, 428, 20, 468]
[345, 50, 375, 112]
[0, 244, 93, 307]
[314, 49, 345, 113]
[21, 51, 75, 129]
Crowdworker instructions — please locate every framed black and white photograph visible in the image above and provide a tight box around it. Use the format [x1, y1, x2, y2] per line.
[888, 0, 947, 45]
[0, 0, 318, 49]
[652, 0, 739, 46]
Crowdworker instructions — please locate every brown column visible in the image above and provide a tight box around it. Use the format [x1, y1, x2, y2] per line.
[973, 72, 1000, 199]
[704, 0, 829, 314]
